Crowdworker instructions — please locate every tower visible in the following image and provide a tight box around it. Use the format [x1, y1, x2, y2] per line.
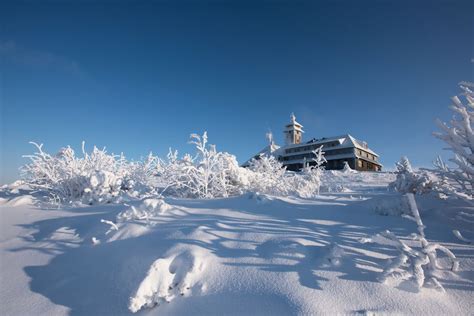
[284, 113, 304, 145]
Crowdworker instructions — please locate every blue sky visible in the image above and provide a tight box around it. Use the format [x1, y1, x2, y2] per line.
[1, 0, 473, 184]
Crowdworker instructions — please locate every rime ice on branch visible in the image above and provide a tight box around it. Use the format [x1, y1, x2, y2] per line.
[433, 83, 474, 202]
[361, 193, 459, 292]
[389, 156, 434, 195]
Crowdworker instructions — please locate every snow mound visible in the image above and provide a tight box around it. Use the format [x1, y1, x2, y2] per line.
[117, 198, 171, 222]
[4, 195, 36, 207]
[129, 246, 207, 313]
[247, 192, 273, 204]
[1, 180, 31, 194]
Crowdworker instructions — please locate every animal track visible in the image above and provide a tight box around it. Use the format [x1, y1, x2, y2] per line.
[129, 248, 206, 313]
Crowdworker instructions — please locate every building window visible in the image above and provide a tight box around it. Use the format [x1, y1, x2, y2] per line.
[357, 160, 363, 168]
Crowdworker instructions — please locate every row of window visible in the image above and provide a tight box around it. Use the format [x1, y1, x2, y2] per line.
[284, 158, 381, 171]
[357, 159, 381, 171]
[326, 159, 352, 168]
[281, 148, 355, 161]
[285, 141, 341, 154]
[357, 149, 377, 161]
[325, 148, 354, 156]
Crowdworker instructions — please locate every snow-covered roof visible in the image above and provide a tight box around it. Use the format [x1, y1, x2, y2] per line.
[284, 113, 304, 132]
[241, 142, 282, 167]
[285, 134, 379, 157]
[284, 125, 304, 131]
[347, 135, 379, 156]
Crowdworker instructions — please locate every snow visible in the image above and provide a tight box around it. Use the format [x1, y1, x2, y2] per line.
[1, 172, 473, 315]
[1, 194, 35, 207]
[129, 245, 208, 312]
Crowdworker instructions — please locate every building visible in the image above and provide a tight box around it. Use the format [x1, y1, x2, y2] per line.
[243, 114, 382, 172]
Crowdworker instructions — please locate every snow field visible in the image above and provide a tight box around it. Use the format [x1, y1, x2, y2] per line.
[0, 173, 473, 315]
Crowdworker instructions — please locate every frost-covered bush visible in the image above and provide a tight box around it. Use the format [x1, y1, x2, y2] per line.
[83, 170, 124, 204]
[22, 142, 132, 204]
[246, 154, 290, 196]
[124, 153, 163, 196]
[245, 146, 326, 198]
[361, 193, 458, 292]
[433, 83, 474, 203]
[289, 146, 326, 198]
[159, 132, 248, 199]
[389, 157, 435, 195]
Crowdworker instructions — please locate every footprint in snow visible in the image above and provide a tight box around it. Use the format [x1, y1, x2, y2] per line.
[128, 248, 206, 313]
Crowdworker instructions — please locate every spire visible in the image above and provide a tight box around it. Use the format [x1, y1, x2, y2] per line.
[284, 113, 304, 145]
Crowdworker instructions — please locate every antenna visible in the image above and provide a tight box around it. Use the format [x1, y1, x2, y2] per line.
[266, 130, 274, 145]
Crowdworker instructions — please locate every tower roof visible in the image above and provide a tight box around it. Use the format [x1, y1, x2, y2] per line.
[285, 113, 303, 130]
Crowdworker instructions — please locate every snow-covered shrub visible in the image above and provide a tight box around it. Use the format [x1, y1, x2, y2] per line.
[22, 142, 130, 204]
[432, 84, 474, 202]
[158, 132, 248, 199]
[290, 146, 326, 198]
[389, 157, 435, 194]
[155, 149, 189, 197]
[21, 141, 166, 204]
[83, 170, 124, 204]
[246, 154, 290, 196]
[361, 193, 458, 292]
[245, 146, 327, 198]
[124, 153, 162, 196]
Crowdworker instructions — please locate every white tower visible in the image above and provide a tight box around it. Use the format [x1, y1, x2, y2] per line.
[284, 113, 304, 145]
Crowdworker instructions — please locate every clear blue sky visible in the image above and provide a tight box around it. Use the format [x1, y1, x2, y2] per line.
[1, 0, 473, 184]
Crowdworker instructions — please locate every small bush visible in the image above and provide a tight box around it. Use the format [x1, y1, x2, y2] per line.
[389, 157, 434, 195]
[22, 142, 132, 204]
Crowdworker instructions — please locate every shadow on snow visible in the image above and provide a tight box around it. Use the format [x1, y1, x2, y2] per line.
[10, 193, 474, 315]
